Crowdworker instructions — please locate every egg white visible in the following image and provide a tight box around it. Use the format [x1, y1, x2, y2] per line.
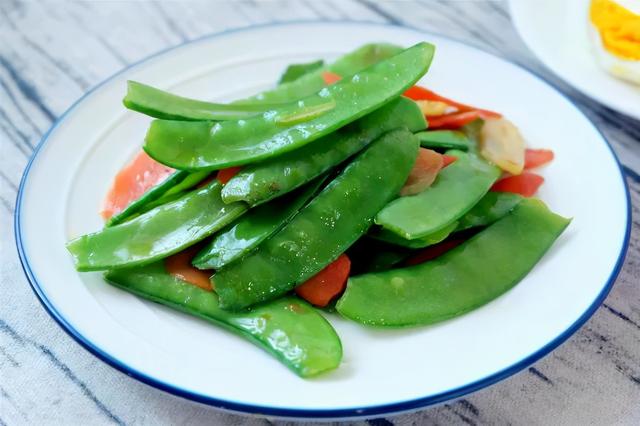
[589, 19, 640, 86]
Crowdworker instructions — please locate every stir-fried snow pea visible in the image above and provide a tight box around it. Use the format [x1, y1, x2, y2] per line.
[222, 97, 426, 205]
[144, 43, 435, 171]
[372, 193, 522, 246]
[279, 60, 324, 84]
[456, 192, 523, 231]
[215, 129, 419, 311]
[370, 221, 458, 249]
[105, 263, 342, 377]
[126, 44, 400, 121]
[337, 198, 570, 326]
[123, 81, 285, 121]
[240, 43, 403, 105]
[67, 181, 247, 271]
[416, 130, 471, 151]
[107, 170, 210, 226]
[193, 177, 325, 270]
[376, 150, 500, 239]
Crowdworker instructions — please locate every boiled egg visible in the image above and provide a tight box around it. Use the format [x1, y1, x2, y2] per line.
[589, 0, 640, 85]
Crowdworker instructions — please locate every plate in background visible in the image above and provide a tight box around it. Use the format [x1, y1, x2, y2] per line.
[509, 0, 640, 120]
[15, 21, 630, 419]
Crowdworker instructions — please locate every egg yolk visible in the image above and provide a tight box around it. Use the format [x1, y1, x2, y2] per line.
[590, 0, 640, 60]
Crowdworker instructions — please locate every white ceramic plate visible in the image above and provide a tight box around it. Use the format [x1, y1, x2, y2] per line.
[509, 0, 640, 120]
[16, 22, 630, 419]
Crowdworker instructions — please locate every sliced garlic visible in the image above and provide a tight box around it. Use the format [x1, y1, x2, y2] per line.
[479, 118, 525, 175]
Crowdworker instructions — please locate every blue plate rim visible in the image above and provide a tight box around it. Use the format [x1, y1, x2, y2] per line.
[14, 20, 632, 419]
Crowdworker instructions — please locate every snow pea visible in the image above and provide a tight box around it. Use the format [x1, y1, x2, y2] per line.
[221, 96, 426, 205]
[337, 198, 570, 326]
[214, 129, 419, 311]
[123, 81, 284, 121]
[106, 170, 210, 226]
[371, 193, 523, 246]
[278, 60, 324, 84]
[240, 43, 403, 105]
[415, 130, 471, 151]
[370, 221, 458, 249]
[105, 263, 342, 377]
[456, 192, 523, 231]
[67, 181, 247, 271]
[125, 44, 400, 121]
[143, 42, 435, 171]
[192, 177, 325, 270]
[375, 150, 500, 239]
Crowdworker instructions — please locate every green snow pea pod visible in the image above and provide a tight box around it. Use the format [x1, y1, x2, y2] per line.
[106, 170, 210, 226]
[370, 192, 520, 248]
[337, 198, 570, 326]
[143, 43, 435, 171]
[105, 263, 342, 377]
[375, 150, 501, 239]
[215, 128, 419, 311]
[278, 60, 324, 84]
[240, 43, 403, 105]
[124, 45, 400, 121]
[456, 192, 523, 231]
[123, 81, 285, 121]
[415, 130, 471, 151]
[369, 221, 458, 249]
[67, 181, 247, 271]
[193, 177, 326, 270]
[221, 97, 426, 205]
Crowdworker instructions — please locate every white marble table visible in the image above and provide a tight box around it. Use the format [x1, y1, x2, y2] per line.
[1, 1, 639, 424]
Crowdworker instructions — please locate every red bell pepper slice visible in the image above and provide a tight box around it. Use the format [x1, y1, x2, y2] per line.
[295, 254, 351, 307]
[427, 111, 486, 129]
[491, 172, 544, 197]
[524, 149, 554, 169]
[403, 86, 501, 119]
[216, 166, 242, 184]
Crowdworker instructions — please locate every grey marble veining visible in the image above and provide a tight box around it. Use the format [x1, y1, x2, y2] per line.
[0, 1, 638, 425]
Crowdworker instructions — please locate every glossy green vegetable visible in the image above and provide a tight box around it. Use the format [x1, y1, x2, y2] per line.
[239, 43, 403, 105]
[193, 177, 325, 270]
[123, 81, 284, 121]
[105, 263, 342, 377]
[376, 150, 500, 239]
[160, 170, 210, 197]
[456, 192, 523, 231]
[67, 181, 247, 271]
[106, 170, 210, 226]
[215, 129, 419, 311]
[274, 99, 336, 126]
[337, 198, 570, 326]
[143, 43, 435, 171]
[370, 221, 458, 249]
[415, 130, 471, 151]
[279, 60, 324, 84]
[222, 97, 426, 205]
